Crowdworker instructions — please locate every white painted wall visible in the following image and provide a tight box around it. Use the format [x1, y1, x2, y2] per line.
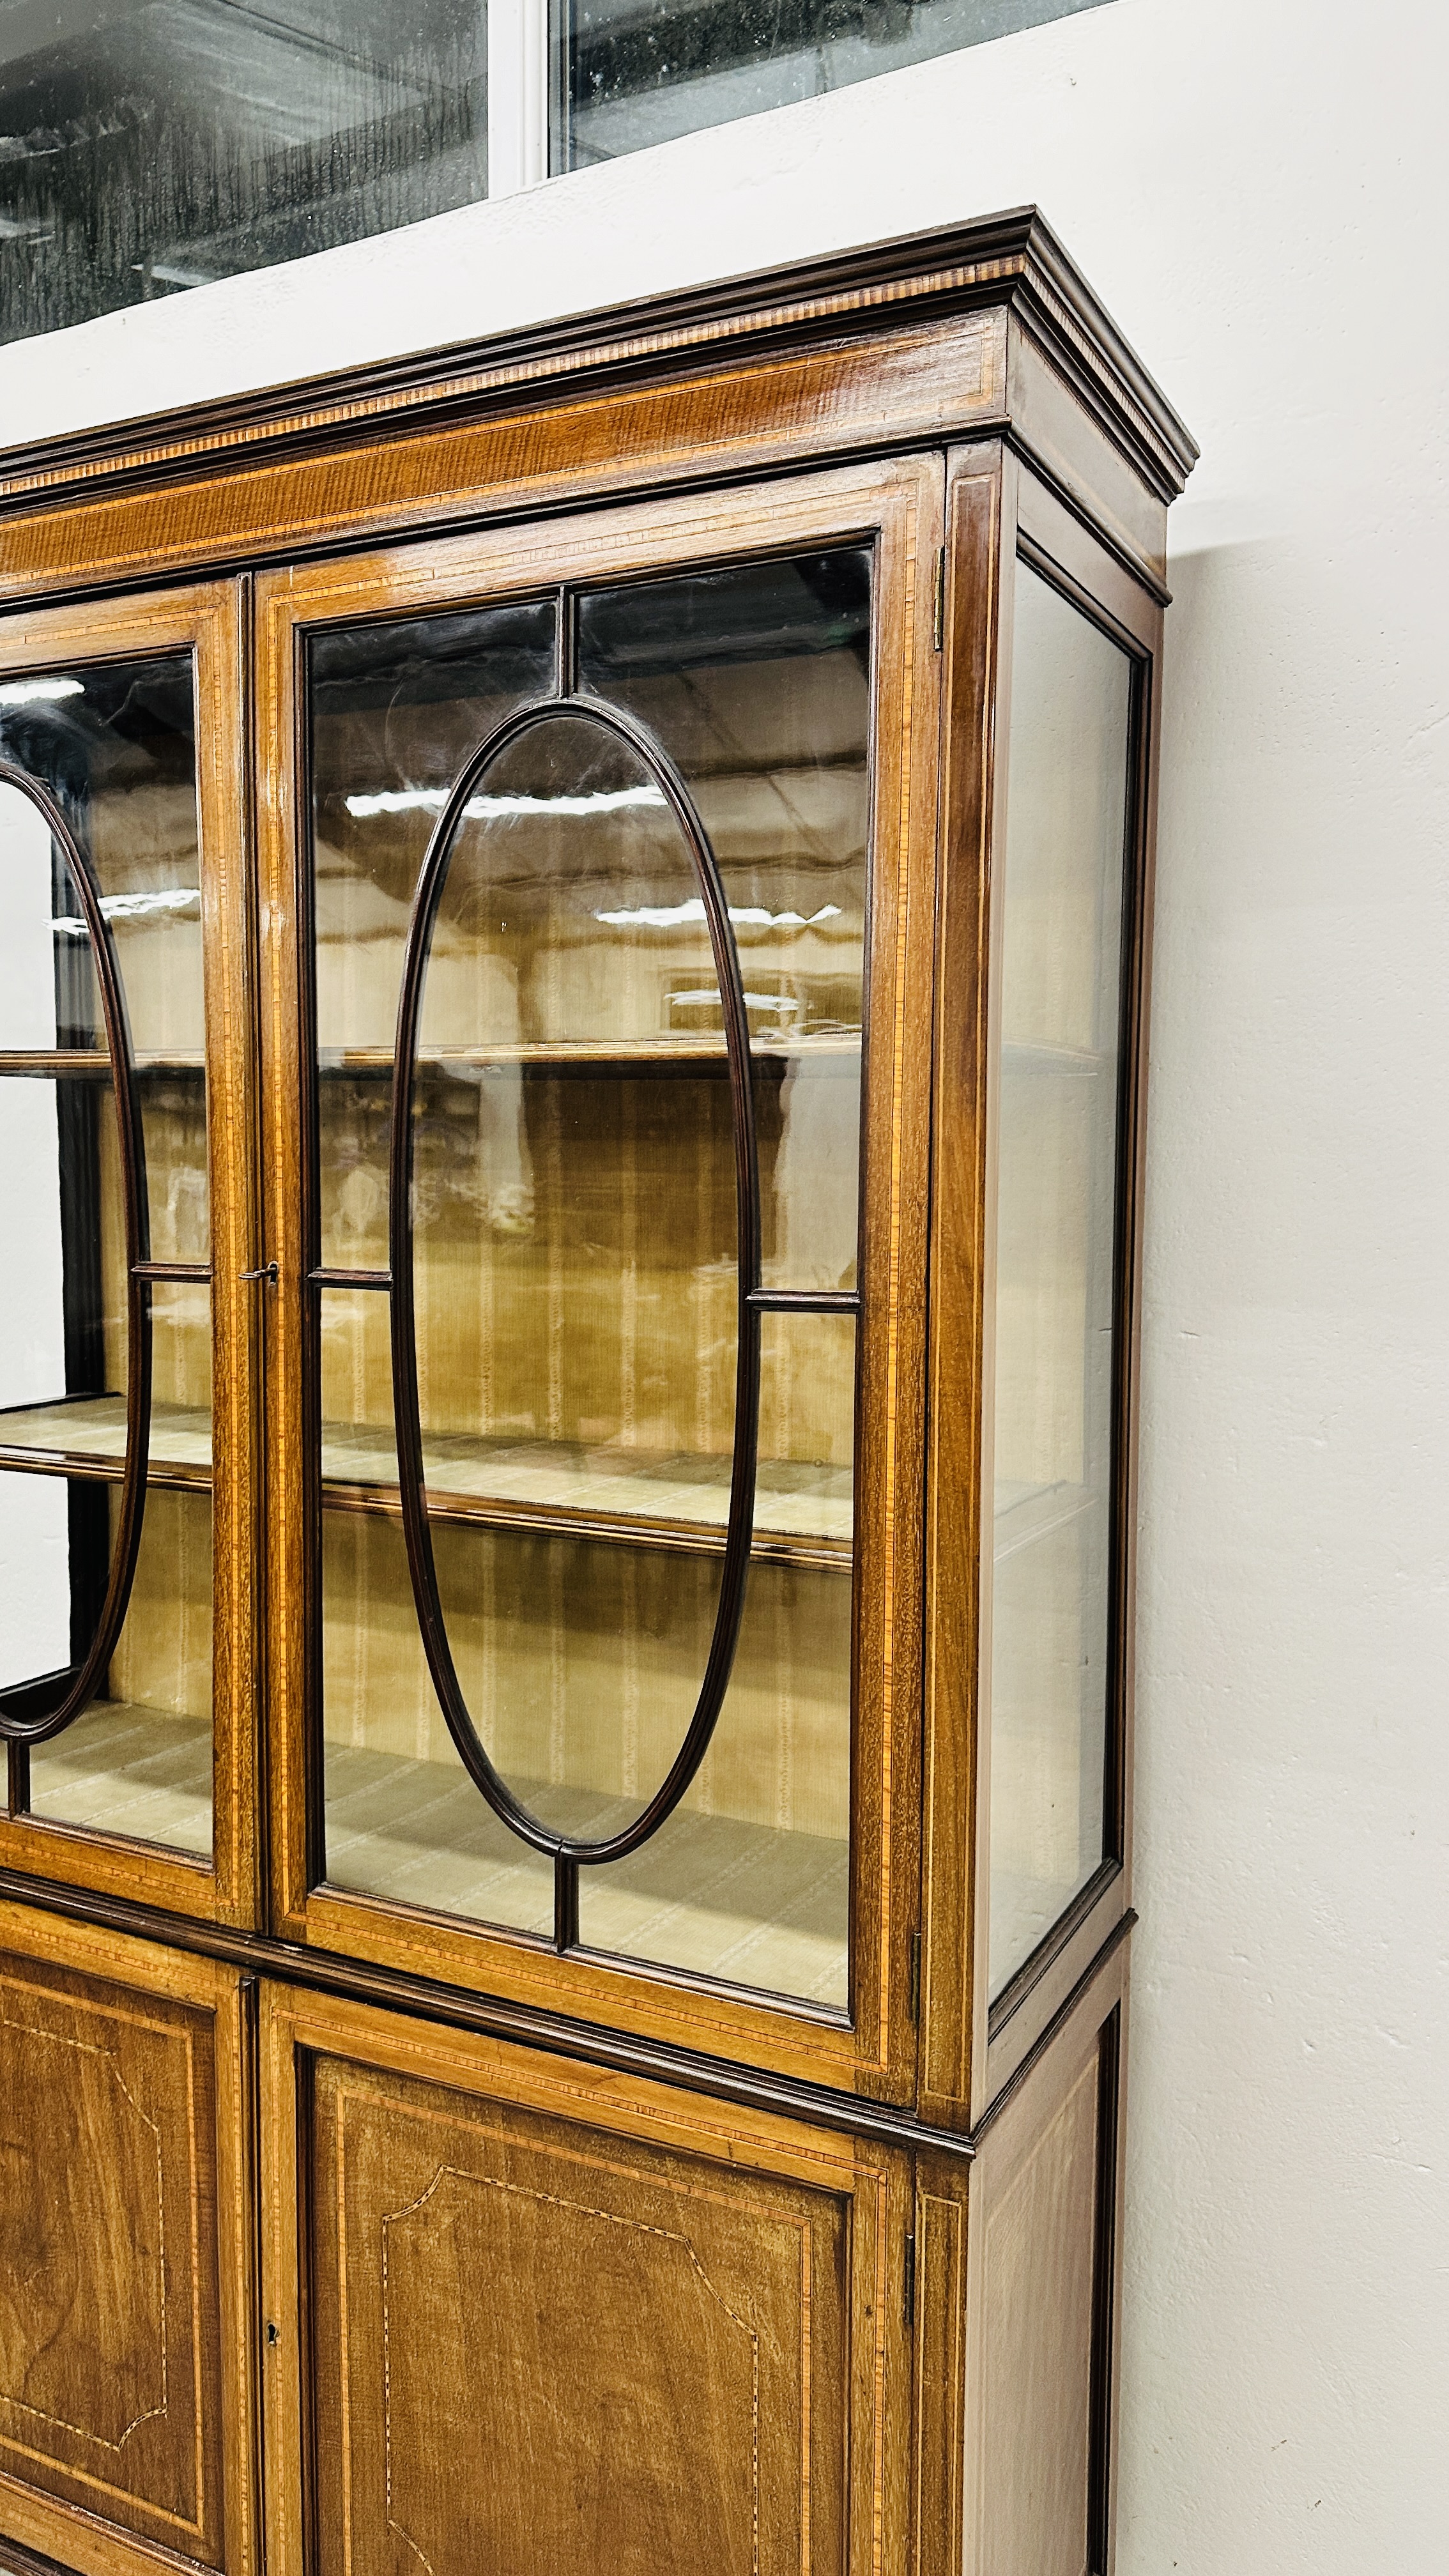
[5, 1, 1447, 2564]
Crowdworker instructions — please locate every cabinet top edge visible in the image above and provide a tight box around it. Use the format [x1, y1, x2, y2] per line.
[0, 207, 1198, 523]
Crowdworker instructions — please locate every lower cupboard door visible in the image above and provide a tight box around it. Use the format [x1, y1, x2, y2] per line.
[0, 1905, 256, 2576]
[259, 1987, 910, 2576]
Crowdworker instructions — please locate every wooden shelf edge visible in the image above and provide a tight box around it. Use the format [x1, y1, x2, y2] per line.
[317, 1036, 862, 1078]
[0, 1438, 850, 1567]
[321, 1473, 852, 1568]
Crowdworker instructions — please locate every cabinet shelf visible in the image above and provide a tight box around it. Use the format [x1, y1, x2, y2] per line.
[322, 1423, 852, 1567]
[0, 1050, 206, 1078]
[317, 1034, 861, 1079]
[0, 1395, 852, 1568]
[0, 1395, 212, 1490]
[26, 1698, 212, 1857]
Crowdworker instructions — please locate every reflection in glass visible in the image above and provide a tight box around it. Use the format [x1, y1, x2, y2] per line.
[579, 1310, 855, 2007]
[0, 778, 127, 1726]
[1, 2, 489, 346]
[30, 1492, 214, 1855]
[0, 664, 213, 1853]
[988, 564, 1131, 1995]
[24, 1281, 215, 1857]
[309, 599, 556, 1270]
[579, 548, 870, 1290]
[554, 0, 1108, 170]
[409, 712, 737, 1839]
[322, 1507, 555, 1935]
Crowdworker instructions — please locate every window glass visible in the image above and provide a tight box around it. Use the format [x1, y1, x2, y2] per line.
[0, 1, 487, 345]
[553, 0, 1111, 169]
[988, 562, 1132, 1997]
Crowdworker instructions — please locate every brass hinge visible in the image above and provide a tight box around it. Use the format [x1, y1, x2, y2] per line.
[903, 2230, 916, 2331]
[932, 547, 946, 652]
[908, 1929, 921, 2025]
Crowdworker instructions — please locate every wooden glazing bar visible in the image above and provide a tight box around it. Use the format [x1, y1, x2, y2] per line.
[747, 1287, 861, 1312]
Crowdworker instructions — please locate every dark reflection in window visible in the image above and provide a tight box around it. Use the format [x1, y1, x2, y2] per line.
[554, 0, 1110, 168]
[0, 1, 487, 347]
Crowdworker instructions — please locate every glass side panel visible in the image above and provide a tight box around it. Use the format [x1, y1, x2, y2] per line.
[0, 663, 213, 1855]
[578, 548, 870, 1292]
[988, 563, 1132, 1997]
[553, 0, 1109, 171]
[1, 3, 489, 346]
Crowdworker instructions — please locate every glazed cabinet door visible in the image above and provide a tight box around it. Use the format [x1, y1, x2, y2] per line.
[0, 586, 260, 1926]
[0, 1900, 259, 2576]
[256, 458, 942, 2098]
[259, 1982, 910, 2576]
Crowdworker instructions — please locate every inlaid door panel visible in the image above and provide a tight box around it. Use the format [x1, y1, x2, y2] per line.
[261, 1986, 908, 2576]
[0, 1903, 257, 2576]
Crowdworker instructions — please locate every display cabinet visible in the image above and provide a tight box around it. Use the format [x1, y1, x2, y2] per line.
[0, 210, 1194, 2576]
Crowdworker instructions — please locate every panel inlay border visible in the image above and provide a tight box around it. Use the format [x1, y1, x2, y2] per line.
[0, 1974, 210, 2543]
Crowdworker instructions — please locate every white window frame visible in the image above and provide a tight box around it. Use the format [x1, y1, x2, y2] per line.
[487, 0, 553, 195]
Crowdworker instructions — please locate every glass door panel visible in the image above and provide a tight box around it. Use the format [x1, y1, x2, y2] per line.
[302, 540, 871, 2013]
[309, 597, 562, 1933]
[988, 562, 1134, 1995]
[310, 598, 557, 1271]
[577, 549, 870, 1292]
[406, 710, 739, 1842]
[0, 653, 215, 1857]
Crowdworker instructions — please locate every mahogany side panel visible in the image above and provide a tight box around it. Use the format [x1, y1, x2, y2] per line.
[962, 1940, 1127, 2576]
